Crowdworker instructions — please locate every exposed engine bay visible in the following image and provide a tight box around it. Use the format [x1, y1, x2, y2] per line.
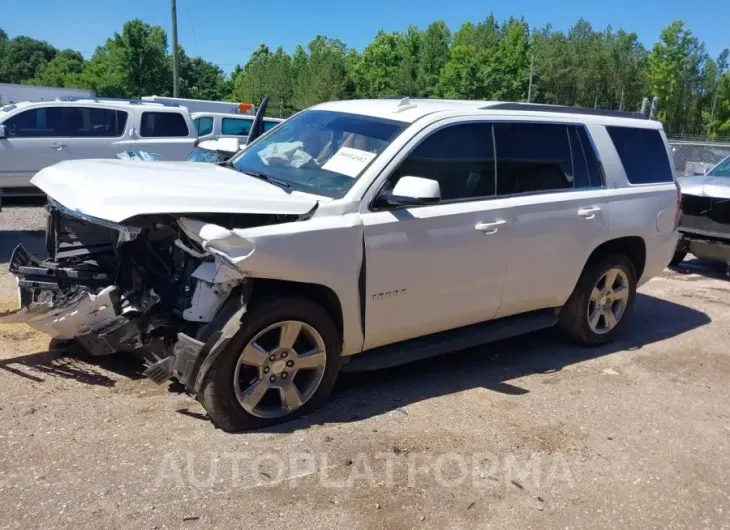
[0, 201, 301, 389]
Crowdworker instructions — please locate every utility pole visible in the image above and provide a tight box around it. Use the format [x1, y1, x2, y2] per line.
[171, 0, 180, 97]
[527, 55, 534, 103]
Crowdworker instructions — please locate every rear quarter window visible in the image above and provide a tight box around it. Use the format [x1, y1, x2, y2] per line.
[222, 118, 253, 136]
[606, 126, 673, 184]
[140, 112, 189, 137]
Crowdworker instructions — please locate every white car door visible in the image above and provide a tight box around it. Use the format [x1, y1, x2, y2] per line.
[490, 121, 610, 318]
[66, 106, 132, 161]
[361, 122, 511, 350]
[0, 106, 70, 188]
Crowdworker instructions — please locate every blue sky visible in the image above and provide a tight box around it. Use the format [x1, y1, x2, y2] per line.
[2, 0, 727, 74]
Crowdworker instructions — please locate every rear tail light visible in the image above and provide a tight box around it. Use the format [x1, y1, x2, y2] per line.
[674, 180, 682, 229]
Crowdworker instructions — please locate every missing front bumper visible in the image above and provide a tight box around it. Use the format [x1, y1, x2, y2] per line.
[0, 244, 120, 341]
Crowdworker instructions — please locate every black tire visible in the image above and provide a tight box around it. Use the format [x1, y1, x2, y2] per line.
[558, 253, 637, 346]
[669, 250, 687, 266]
[198, 297, 342, 432]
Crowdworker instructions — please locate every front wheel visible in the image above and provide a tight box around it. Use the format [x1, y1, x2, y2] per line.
[199, 297, 342, 432]
[558, 254, 637, 346]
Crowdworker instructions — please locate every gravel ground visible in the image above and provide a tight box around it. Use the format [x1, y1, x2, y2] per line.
[1, 207, 729, 529]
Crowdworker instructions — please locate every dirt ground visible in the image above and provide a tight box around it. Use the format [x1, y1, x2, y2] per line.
[1, 207, 729, 529]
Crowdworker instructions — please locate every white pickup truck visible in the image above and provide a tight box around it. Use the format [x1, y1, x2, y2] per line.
[0, 98, 680, 431]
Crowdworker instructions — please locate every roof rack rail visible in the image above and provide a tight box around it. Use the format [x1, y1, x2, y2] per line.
[484, 102, 647, 120]
[55, 96, 180, 107]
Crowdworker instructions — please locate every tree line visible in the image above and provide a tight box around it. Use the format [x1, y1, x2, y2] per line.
[1, 16, 728, 138]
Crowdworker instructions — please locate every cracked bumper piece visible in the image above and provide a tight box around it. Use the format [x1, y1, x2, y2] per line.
[0, 245, 121, 340]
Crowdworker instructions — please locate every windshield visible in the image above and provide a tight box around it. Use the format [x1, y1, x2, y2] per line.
[229, 109, 405, 198]
[707, 155, 730, 177]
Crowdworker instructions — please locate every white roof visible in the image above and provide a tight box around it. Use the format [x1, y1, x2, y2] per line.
[0, 98, 185, 112]
[311, 98, 662, 129]
[190, 111, 283, 121]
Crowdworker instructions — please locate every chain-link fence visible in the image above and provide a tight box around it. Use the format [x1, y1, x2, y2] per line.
[668, 138, 730, 178]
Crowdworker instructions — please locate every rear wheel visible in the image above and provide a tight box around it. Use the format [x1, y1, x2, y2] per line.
[199, 297, 342, 432]
[559, 254, 637, 346]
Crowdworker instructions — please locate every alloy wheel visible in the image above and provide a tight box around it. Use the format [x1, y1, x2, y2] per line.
[587, 268, 630, 335]
[233, 320, 327, 419]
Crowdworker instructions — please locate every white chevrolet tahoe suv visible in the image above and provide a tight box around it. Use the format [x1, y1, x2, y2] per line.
[0, 98, 197, 197]
[0, 98, 680, 431]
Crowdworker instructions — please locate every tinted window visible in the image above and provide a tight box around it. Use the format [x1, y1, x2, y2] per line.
[140, 112, 189, 137]
[388, 123, 496, 201]
[575, 126, 603, 187]
[607, 126, 673, 184]
[222, 117, 253, 136]
[3, 107, 64, 137]
[263, 120, 281, 132]
[67, 107, 128, 137]
[494, 123, 574, 195]
[194, 116, 213, 136]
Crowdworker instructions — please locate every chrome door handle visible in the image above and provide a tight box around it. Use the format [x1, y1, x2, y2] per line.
[578, 206, 601, 219]
[49, 143, 66, 151]
[475, 220, 507, 233]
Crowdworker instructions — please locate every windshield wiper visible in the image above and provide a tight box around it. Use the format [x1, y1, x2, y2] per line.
[242, 170, 291, 189]
[218, 161, 291, 189]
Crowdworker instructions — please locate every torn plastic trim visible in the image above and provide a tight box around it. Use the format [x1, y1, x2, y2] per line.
[147, 285, 251, 393]
[177, 217, 256, 270]
[0, 285, 121, 340]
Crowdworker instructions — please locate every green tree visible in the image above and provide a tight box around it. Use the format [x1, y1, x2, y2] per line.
[395, 26, 422, 96]
[82, 19, 170, 97]
[0, 35, 57, 83]
[354, 31, 405, 98]
[437, 45, 488, 99]
[647, 20, 706, 134]
[177, 49, 227, 100]
[486, 19, 531, 100]
[28, 49, 85, 88]
[418, 21, 451, 96]
[232, 44, 294, 115]
[292, 36, 349, 109]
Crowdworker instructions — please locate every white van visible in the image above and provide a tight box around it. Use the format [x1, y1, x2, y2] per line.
[0, 98, 197, 195]
[192, 112, 283, 142]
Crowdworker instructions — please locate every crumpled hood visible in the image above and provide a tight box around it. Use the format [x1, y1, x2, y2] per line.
[31, 159, 320, 223]
[678, 175, 730, 200]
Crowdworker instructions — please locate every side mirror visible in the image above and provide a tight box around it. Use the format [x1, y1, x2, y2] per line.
[0, 124, 6, 138]
[377, 176, 441, 208]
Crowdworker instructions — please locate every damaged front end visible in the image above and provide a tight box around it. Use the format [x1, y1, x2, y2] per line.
[677, 186, 730, 268]
[0, 201, 296, 392]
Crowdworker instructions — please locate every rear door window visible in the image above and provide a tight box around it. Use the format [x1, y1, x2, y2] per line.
[494, 123, 575, 195]
[194, 116, 214, 136]
[67, 107, 128, 137]
[3, 107, 64, 137]
[606, 126, 673, 183]
[140, 112, 189, 137]
[263, 120, 281, 132]
[222, 117, 253, 136]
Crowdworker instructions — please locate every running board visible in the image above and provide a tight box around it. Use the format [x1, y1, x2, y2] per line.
[342, 308, 559, 372]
